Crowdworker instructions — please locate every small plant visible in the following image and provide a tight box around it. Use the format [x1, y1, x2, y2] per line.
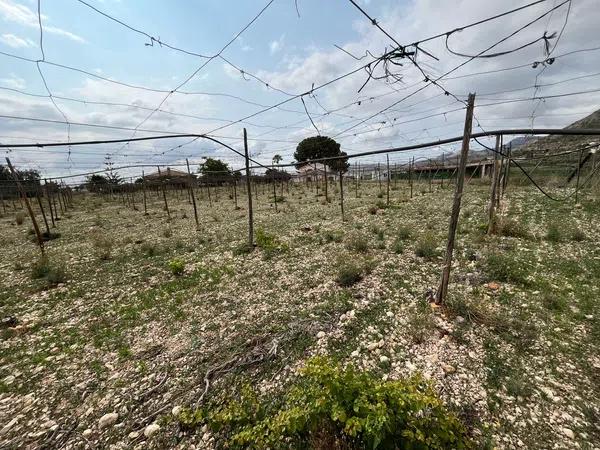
[178, 357, 472, 449]
[571, 228, 586, 242]
[545, 223, 562, 243]
[375, 200, 388, 210]
[336, 262, 364, 287]
[368, 206, 378, 215]
[30, 256, 66, 287]
[323, 230, 344, 243]
[140, 242, 160, 257]
[397, 224, 412, 241]
[345, 234, 369, 253]
[233, 242, 254, 256]
[482, 252, 529, 285]
[92, 233, 113, 260]
[377, 191, 384, 198]
[406, 299, 436, 344]
[392, 238, 404, 254]
[163, 228, 173, 238]
[255, 228, 287, 259]
[542, 292, 566, 312]
[415, 233, 438, 258]
[168, 258, 185, 276]
[15, 212, 25, 225]
[497, 218, 529, 239]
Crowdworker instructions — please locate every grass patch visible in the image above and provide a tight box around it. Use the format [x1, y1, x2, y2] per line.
[414, 233, 438, 258]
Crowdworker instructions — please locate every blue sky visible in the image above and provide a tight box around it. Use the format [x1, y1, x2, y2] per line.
[0, 0, 599, 179]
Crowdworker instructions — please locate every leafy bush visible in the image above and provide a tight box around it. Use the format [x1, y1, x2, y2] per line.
[345, 234, 369, 253]
[406, 299, 436, 344]
[482, 252, 529, 285]
[15, 212, 25, 225]
[255, 228, 287, 259]
[414, 233, 438, 258]
[545, 223, 562, 243]
[140, 242, 160, 257]
[397, 225, 412, 241]
[92, 233, 113, 260]
[168, 259, 185, 276]
[178, 357, 471, 449]
[336, 263, 364, 287]
[233, 242, 254, 256]
[323, 230, 344, 243]
[368, 206, 378, 215]
[571, 228, 586, 242]
[497, 218, 529, 239]
[30, 257, 66, 287]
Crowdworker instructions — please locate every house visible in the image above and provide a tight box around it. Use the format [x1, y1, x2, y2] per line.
[295, 163, 339, 182]
[143, 167, 191, 181]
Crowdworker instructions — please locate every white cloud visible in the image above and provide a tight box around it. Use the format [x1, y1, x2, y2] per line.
[0, 73, 26, 89]
[269, 34, 285, 54]
[0, 0, 85, 43]
[0, 32, 35, 48]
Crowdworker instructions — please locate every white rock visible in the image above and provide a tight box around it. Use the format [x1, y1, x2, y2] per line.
[386, 311, 394, 318]
[316, 331, 326, 339]
[144, 423, 160, 438]
[379, 355, 389, 363]
[350, 350, 360, 358]
[585, 314, 593, 320]
[562, 428, 575, 439]
[98, 412, 118, 429]
[454, 316, 466, 324]
[442, 364, 456, 374]
[129, 431, 140, 439]
[172, 405, 182, 416]
[1, 418, 17, 435]
[82, 429, 92, 437]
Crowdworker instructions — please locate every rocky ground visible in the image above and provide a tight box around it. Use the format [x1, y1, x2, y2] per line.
[0, 178, 598, 449]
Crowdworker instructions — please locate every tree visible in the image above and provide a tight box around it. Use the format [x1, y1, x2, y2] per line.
[265, 168, 292, 181]
[294, 136, 348, 173]
[272, 154, 283, 165]
[198, 158, 231, 183]
[85, 174, 109, 193]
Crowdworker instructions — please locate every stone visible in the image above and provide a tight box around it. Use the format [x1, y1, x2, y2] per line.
[98, 412, 118, 429]
[379, 355, 389, 363]
[442, 364, 456, 374]
[171, 405, 182, 416]
[316, 331, 326, 339]
[562, 428, 574, 439]
[82, 429, 92, 437]
[1, 418, 17, 435]
[129, 431, 140, 439]
[454, 316, 465, 325]
[144, 423, 160, 438]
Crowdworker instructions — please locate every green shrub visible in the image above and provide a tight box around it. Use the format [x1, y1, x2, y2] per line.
[255, 228, 287, 259]
[323, 230, 344, 243]
[15, 212, 25, 225]
[397, 225, 412, 241]
[92, 233, 113, 260]
[545, 223, 562, 243]
[542, 293, 566, 312]
[376, 191, 384, 198]
[571, 228, 586, 242]
[345, 234, 369, 253]
[31, 257, 66, 286]
[415, 233, 438, 258]
[375, 200, 388, 210]
[168, 259, 185, 276]
[141, 242, 160, 257]
[178, 357, 472, 449]
[336, 263, 364, 287]
[482, 252, 529, 285]
[163, 228, 173, 238]
[392, 238, 404, 254]
[497, 218, 529, 239]
[368, 206, 378, 215]
[233, 242, 254, 256]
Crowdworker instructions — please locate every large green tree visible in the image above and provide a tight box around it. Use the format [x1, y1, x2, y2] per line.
[198, 158, 231, 181]
[294, 136, 349, 173]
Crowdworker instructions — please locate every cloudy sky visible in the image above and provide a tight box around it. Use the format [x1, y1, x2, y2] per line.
[0, 0, 598, 180]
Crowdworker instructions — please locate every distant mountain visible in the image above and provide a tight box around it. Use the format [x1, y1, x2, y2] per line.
[513, 108, 600, 158]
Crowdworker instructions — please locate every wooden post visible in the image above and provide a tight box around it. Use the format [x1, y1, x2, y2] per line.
[386, 155, 390, 206]
[314, 163, 319, 197]
[35, 187, 50, 236]
[244, 128, 254, 247]
[339, 170, 345, 221]
[377, 163, 382, 192]
[44, 179, 55, 227]
[0, 187, 6, 214]
[324, 163, 328, 202]
[394, 163, 398, 188]
[441, 153, 445, 188]
[272, 165, 278, 212]
[409, 157, 414, 199]
[157, 166, 171, 220]
[6, 158, 44, 253]
[354, 162, 359, 198]
[141, 171, 148, 215]
[487, 135, 502, 234]
[502, 142, 511, 198]
[575, 148, 583, 204]
[233, 178, 238, 209]
[435, 93, 475, 305]
[186, 159, 199, 229]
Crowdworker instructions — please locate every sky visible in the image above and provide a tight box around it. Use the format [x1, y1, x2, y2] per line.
[0, 0, 599, 181]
